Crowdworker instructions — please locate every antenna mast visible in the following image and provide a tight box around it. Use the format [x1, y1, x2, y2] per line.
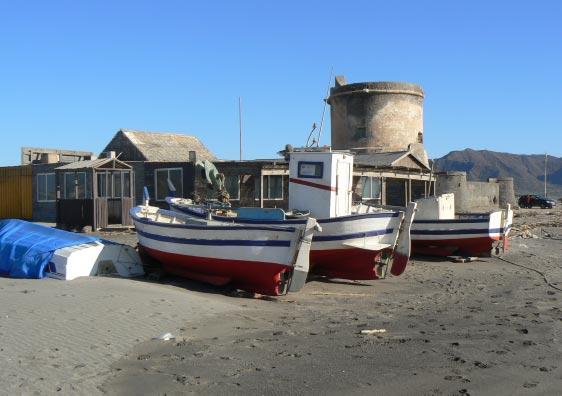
[316, 67, 333, 146]
[544, 153, 548, 198]
[239, 97, 243, 161]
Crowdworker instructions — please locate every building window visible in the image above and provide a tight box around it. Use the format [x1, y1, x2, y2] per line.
[97, 172, 108, 197]
[97, 171, 132, 198]
[123, 172, 131, 198]
[255, 175, 284, 200]
[155, 168, 183, 201]
[37, 173, 56, 202]
[77, 172, 87, 198]
[361, 176, 382, 200]
[417, 132, 423, 143]
[63, 172, 87, 199]
[225, 175, 240, 200]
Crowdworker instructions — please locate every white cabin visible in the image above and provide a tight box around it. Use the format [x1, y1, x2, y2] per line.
[415, 193, 455, 220]
[288, 150, 354, 218]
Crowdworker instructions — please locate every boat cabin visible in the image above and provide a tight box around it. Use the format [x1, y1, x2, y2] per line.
[288, 149, 354, 218]
[55, 157, 134, 230]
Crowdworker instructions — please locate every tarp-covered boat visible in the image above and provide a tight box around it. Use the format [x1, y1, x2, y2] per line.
[0, 219, 143, 279]
[130, 205, 317, 296]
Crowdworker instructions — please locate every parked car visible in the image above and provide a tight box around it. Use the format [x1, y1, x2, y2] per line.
[518, 195, 556, 209]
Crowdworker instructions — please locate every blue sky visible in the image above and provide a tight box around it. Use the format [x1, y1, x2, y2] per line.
[0, 0, 560, 166]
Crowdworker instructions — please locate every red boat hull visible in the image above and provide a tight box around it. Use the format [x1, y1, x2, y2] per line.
[412, 236, 500, 257]
[310, 248, 383, 280]
[141, 245, 291, 296]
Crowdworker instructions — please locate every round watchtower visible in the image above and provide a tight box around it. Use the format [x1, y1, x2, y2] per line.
[328, 77, 426, 163]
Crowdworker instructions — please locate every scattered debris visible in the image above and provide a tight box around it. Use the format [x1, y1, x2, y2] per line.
[360, 329, 387, 335]
[452, 257, 479, 263]
[153, 332, 175, 341]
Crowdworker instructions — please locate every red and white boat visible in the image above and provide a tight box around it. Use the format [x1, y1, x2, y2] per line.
[167, 149, 417, 281]
[410, 193, 513, 257]
[130, 204, 318, 296]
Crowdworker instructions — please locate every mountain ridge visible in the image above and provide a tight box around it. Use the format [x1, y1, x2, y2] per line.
[433, 148, 562, 198]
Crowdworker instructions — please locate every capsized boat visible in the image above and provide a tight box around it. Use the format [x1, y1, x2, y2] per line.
[130, 204, 318, 296]
[411, 193, 513, 257]
[167, 149, 417, 281]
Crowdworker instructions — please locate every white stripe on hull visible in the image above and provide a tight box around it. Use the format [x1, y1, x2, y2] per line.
[132, 211, 301, 267]
[167, 202, 402, 253]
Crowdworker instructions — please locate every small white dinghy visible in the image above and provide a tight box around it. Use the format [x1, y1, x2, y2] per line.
[47, 241, 144, 280]
[130, 205, 318, 296]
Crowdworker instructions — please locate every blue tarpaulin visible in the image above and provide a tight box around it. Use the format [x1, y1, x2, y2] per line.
[0, 219, 99, 279]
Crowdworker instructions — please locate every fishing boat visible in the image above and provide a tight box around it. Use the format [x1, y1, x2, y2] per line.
[167, 149, 417, 281]
[410, 193, 513, 257]
[130, 202, 318, 296]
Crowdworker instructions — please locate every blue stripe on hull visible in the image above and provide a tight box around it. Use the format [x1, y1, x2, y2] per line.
[136, 229, 292, 247]
[312, 228, 394, 242]
[411, 227, 504, 235]
[413, 218, 490, 224]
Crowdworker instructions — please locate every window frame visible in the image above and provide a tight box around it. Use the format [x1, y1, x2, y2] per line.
[36, 173, 56, 202]
[154, 167, 183, 202]
[255, 175, 284, 200]
[361, 176, 382, 200]
[297, 161, 323, 179]
[63, 171, 88, 199]
[225, 174, 240, 201]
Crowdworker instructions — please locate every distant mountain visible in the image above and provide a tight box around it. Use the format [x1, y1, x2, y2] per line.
[433, 149, 562, 198]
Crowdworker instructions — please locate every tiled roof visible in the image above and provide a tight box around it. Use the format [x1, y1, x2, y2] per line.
[120, 129, 216, 162]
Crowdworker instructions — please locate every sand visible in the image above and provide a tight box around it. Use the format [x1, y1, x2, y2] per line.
[1, 207, 561, 395]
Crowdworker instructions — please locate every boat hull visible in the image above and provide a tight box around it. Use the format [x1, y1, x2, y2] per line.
[166, 198, 409, 280]
[411, 210, 513, 257]
[132, 207, 306, 296]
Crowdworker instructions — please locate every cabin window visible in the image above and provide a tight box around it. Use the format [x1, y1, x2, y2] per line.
[77, 172, 87, 198]
[297, 161, 323, 179]
[37, 173, 56, 202]
[113, 172, 122, 198]
[361, 176, 382, 200]
[225, 175, 240, 200]
[64, 173, 76, 199]
[123, 172, 131, 198]
[63, 172, 87, 199]
[97, 172, 108, 197]
[254, 175, 284, 200]
[98, 171, 131, 198]
[155, 168, 183, 201]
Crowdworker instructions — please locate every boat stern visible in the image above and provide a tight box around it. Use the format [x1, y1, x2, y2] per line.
[389, 202, 417, 276]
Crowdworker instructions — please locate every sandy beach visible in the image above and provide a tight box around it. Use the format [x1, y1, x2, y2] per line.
[1, 207, 561, 395]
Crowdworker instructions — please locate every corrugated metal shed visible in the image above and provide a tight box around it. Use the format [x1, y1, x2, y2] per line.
[0, 165, 32, 219]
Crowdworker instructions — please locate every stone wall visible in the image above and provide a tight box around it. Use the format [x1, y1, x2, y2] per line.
[436, 171, 501, 213]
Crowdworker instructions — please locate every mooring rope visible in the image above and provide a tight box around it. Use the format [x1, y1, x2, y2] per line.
[493, 256, 562, 292]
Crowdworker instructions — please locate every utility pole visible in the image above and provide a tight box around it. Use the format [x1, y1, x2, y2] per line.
[239, 97, 243, 161]
[544, 153, 548, 198]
